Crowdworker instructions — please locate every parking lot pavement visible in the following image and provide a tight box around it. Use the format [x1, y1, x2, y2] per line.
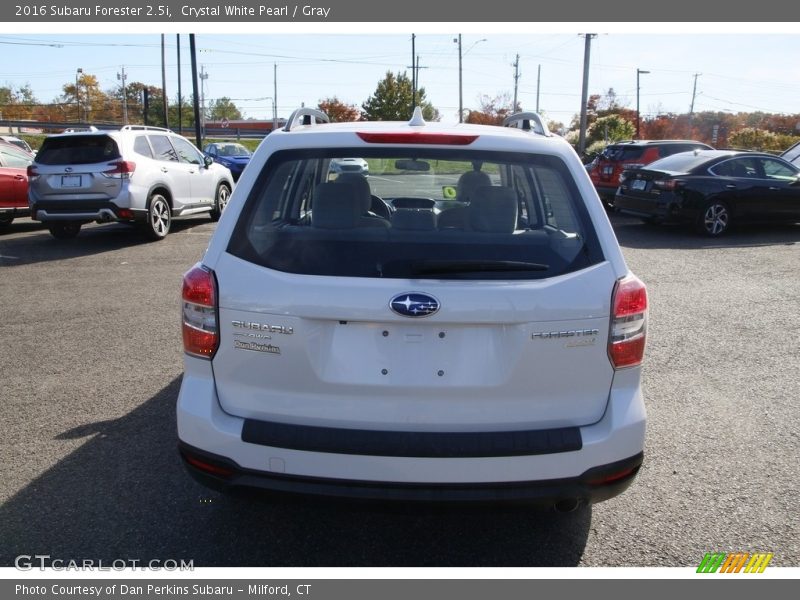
[1, 215, 798, 567]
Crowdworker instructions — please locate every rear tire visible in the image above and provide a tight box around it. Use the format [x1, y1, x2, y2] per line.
[48, 222, 82, 240]
[696, 201, 731, 236]
[143, 193, 171, 240]
[210, 183, 231, 222]
[0, 216, 13, 228]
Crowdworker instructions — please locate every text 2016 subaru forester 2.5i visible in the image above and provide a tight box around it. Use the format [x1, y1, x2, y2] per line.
[177, 108, 648, 509]
[28, 126, 234, 240]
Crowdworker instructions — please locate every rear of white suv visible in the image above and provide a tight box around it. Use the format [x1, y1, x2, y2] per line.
[177, 109, 647, 508]
[29, 127, 233, 240]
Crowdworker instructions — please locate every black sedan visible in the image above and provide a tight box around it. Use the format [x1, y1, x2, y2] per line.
[614, 150, 800, 236]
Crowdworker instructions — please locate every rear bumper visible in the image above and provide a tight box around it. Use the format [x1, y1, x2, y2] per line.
[0, 206, 30, 218]
[31, 199, 146, 223]
[613, 192, 676, 220]
[179, 441, 643, 505]
[177, 359, 647, 504]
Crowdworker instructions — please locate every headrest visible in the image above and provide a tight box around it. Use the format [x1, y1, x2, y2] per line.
[335, 172, 372, 213]
[456, 170, 492, 202]
[312, 182, 361, 229]
[469, 186, 518, 233]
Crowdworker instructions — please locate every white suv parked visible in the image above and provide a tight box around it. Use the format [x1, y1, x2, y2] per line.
[178, 108, 648, 508]
[29, 126, 234, 240]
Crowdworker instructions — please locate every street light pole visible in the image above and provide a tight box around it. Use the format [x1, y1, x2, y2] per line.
[636, 68, 650, 139]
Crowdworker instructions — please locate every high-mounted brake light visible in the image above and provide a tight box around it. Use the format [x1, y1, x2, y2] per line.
[608, 274, 648, 369]
[356, 132, 479, 145]
[182, 264, 219, 359]
[103, 160, 136, 179]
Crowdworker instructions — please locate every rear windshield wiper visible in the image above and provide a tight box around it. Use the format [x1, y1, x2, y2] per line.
[408, 259, 549, 276]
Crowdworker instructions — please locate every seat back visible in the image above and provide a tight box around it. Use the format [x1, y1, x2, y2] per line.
[469, 186, 518, 233]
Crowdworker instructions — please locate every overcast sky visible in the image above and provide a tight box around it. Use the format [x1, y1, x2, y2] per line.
[1, 27, 799, 128]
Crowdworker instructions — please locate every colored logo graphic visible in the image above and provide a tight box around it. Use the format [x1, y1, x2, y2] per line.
[697, 552, 773, 573]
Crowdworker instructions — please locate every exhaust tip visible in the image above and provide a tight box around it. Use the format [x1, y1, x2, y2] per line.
[553, 498, 581, 513]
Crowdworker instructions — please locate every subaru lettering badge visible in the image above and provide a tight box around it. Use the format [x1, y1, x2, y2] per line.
[389, 293, 440, 318]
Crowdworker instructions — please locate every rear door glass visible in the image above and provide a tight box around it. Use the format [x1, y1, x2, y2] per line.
[36, 135, 120, 165]
[228, 150, 604, 280]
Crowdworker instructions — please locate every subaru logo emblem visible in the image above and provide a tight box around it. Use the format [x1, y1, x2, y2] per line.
[389, 293, 440, 318]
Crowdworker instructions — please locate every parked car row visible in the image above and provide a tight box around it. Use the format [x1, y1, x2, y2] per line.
[3, 129, 799, 240]
[587, 139, 714, 205]
[613, 149, 800, 236]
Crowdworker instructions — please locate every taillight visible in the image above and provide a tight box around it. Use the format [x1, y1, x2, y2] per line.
[103, 160, 136, 179]
[356, 132, 478, 145]
[26, 165, 38, 179]
[653, 179, 683, 191]
[182, 264, 219, 359]
[609, 274, 648, 369]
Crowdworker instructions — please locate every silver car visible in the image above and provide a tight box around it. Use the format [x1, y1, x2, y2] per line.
[29, 126, 234, 240]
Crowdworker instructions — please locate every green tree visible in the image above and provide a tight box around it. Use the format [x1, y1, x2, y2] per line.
[361, 71, 439, 122]
[728, 127, 799, 153]
[0, 84, 39, 120]
[587, 114, 635, 146]
[208, 97, 242, 121]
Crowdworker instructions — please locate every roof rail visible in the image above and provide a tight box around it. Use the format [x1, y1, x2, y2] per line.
[63, 125, 100, 133]
[502, 112, 551, 136]
[120, 125, 171, 133]
[283, 108, 330, 132]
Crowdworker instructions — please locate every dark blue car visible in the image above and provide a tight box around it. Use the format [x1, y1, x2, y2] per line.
[203, 142, 252, 182]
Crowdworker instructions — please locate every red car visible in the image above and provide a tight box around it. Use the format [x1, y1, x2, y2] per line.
[0, 140, 33, 227]
[588, 140, 713, 206]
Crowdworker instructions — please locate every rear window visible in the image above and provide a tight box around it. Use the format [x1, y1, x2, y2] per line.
[227, 149, 603, 280]
[782, 142, 800, 166]
[36, 135, 120, 165]
[645, 152, 718, 173]
[601, 146, 644, 161]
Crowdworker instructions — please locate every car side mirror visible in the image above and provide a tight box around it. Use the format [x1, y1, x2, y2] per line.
[204, 155, 214, 168]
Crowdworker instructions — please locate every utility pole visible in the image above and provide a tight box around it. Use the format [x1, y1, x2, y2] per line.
[75, 67, 83, 123]
[688, 72, 701, 137]
[273, 63, 278, 131]
[189, 35, 202, 149]
[457, 34, 462, 122]
[177, 34, 182, 134]
[578, 34, 596, 156]
[411, 34, 416, 113]
[512, 54, 520, 113]
[536, 64, 541, 114]
[161, 34, 168, 129]
[199, 65, 209, 137]
[408, 54, 427, 118]
[116, 66, 128, 125]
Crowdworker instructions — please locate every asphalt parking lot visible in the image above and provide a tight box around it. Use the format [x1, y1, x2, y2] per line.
[0, 214, 798, 567]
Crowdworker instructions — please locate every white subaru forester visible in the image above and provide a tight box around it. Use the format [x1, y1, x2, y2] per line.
[177, 108, 647, 509]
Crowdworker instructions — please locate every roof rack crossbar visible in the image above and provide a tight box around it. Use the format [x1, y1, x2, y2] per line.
[502, 112, 551, 136]
[283, 108, 330, 132]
